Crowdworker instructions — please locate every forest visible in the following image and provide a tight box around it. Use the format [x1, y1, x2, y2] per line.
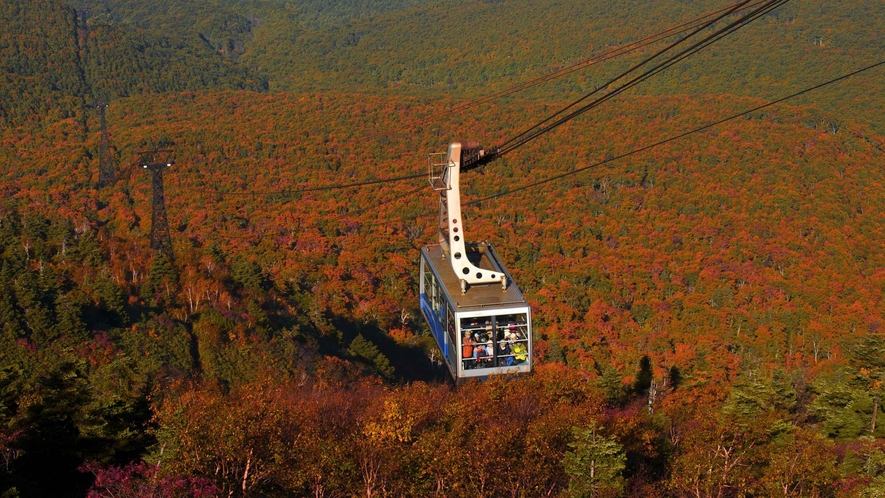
[1, 0, 885, 496]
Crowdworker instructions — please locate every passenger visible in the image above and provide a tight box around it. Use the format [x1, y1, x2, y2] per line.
[512, 341, 527, 364]
[498, 340, 513, 366]
[475, 344, 490, 367]
[462, 333, 475, 368]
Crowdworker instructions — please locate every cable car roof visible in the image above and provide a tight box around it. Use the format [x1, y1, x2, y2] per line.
[422, 244, 529, 312]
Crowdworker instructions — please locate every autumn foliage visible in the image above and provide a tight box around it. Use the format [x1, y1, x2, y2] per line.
[2, 0, 885, 496]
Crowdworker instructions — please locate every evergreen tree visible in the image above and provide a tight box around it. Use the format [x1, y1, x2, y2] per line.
[147, 252, 177, 303]
[74, 231, 105, 268]
[349, 334, 394, 378]
[634, 355, 653, 393]
[723, 369, 797, 420]
[595, 366, 631, 406]
[205, 241, 226, 265]
[231, 256, 264, 293]
[862, 447, 885, 497]
[850, 334, 885, 436]
[812, 378, 871, 439]
[37, 264, 60, 305]
[668, 366, 683, 390]
[813, 335, 885, 439]
[55, 293, 87, 343]
[21, 213, 50, 262]
[47, 217, 74, 262]
[246, 300, 270, 338]
[94, 273, 129, 327]
[9, 360, 93, 497]
[547, 335, 566, 363]
[14, 268, 56, 344]
[0, 265, 24, 337]
[0, 210, 22, 254]
[562, 421, 626, 498]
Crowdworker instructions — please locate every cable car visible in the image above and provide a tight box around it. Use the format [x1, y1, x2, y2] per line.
[419, 142, 532, 384]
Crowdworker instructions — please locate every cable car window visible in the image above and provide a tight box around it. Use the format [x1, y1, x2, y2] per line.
[439, 298, 446, 333]
[496, 313, 529, 366]
[446, 304, 457, 368]
[447, 307, 456, 347]
[460, 316, 497, 370]
[423, 272, 431, 300]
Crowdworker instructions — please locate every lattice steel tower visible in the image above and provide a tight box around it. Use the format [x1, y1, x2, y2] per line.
[139, 150, 175, 260]
[92, 101, 116, 188]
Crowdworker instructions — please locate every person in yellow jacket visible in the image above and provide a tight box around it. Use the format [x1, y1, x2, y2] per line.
[511, 341, 527, 364]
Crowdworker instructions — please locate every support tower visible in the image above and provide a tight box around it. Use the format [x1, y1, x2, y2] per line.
[93, 102, 116, 188]
[139, 150, 175, 261]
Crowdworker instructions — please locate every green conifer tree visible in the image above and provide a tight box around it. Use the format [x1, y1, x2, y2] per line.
[74, 231, 104, 268]
[15, 268, 55, 343]
[563, 421, 626, 498]
[547, 335, 566, 363]
[147, 252, 177, 303]
[862, 447, 885, 497]
[850, 334, 885, 436]
[349, 334, 394, 378]
[95, 273, 129, 326]
[0, 266, 24, 337]
[231, 256, 264, 292]
[54, 293, 87, 343]
[595, 366, 631, 406]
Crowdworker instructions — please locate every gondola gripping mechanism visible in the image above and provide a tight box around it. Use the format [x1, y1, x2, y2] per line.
[429, 142, 506, 294]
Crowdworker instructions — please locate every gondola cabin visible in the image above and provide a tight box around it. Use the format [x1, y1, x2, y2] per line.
[419, 142, 533, 384]
[420, 244, 532, 383]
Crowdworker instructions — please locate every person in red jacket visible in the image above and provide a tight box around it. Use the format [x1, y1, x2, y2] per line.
[462, 332, 475, 369]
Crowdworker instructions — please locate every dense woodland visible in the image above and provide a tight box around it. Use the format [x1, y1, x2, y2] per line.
[1, 0, 885, 496]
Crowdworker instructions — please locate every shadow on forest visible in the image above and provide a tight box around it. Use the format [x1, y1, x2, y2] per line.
[329, 316, 449, 384]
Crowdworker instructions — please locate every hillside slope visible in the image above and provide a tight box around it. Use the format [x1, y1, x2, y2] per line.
[2, 87, 884, 495]
[8, 0, 882, 131]
[4, 87, 883, 376]
[0, 0, 266, 127]
[238, 0, 885, 130]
